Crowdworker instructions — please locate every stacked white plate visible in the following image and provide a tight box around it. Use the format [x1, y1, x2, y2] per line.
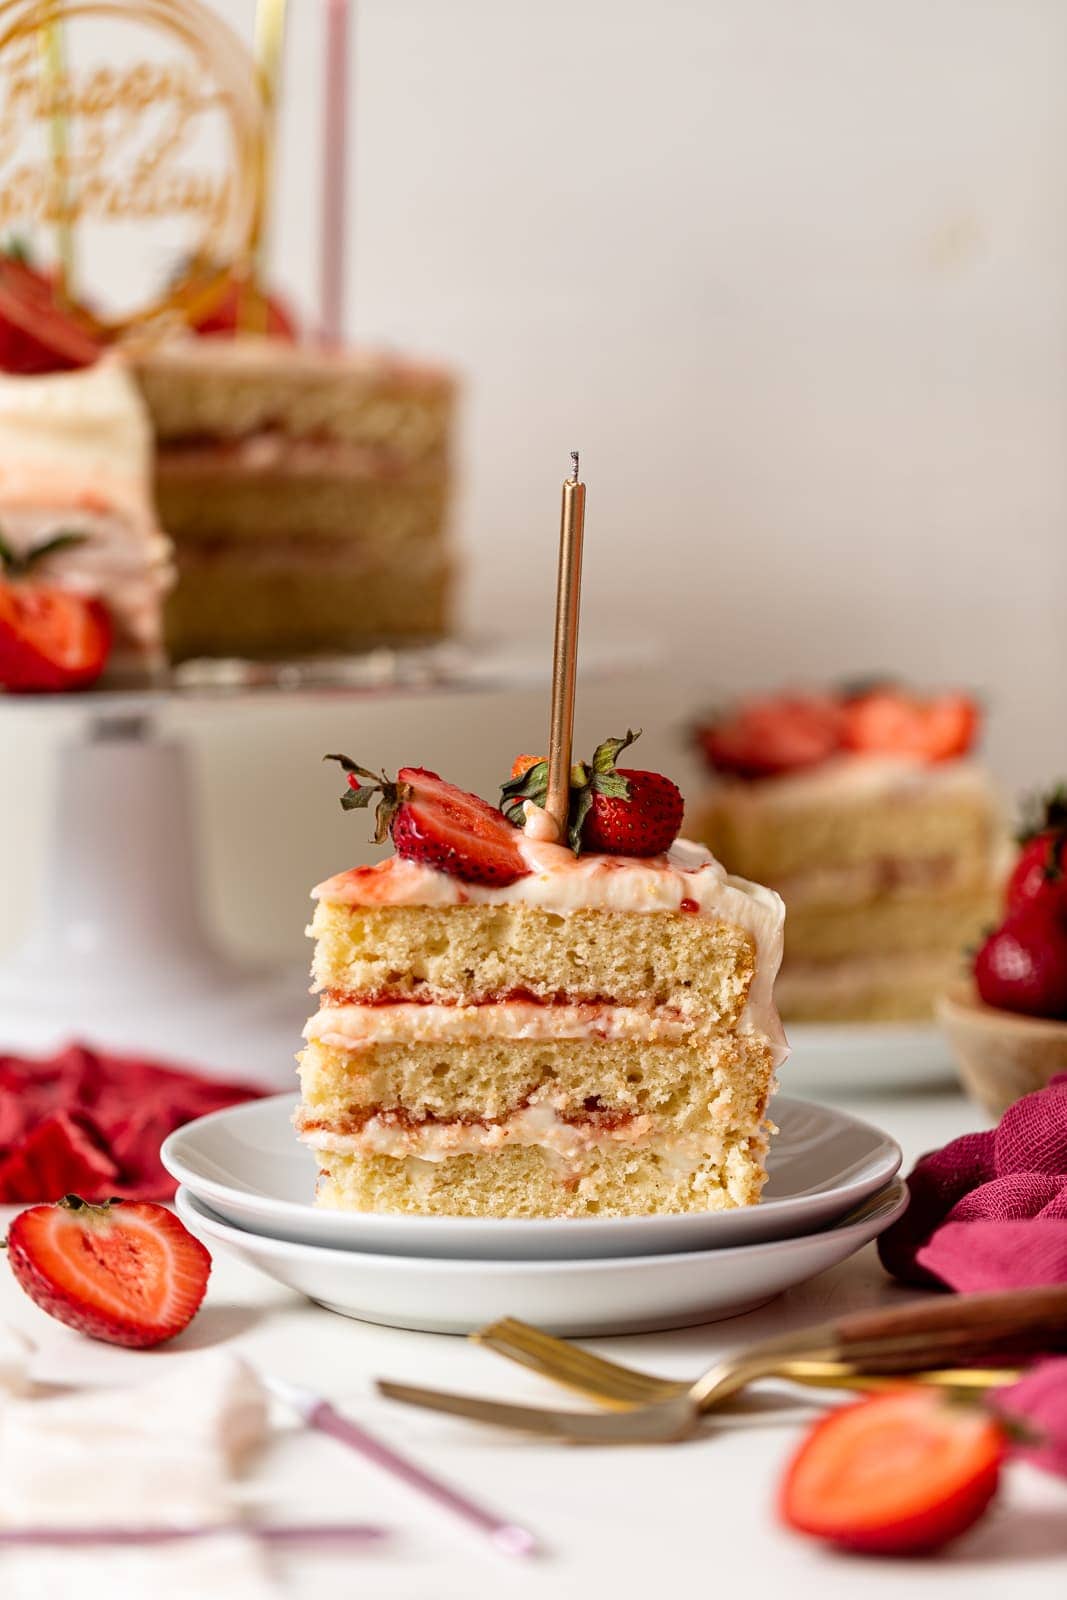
[163, 1094, 906, 1336]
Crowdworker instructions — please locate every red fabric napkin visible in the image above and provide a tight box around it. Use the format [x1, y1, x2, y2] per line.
[878, 1075, 1067, 1291]
[993, 1358, 1067, 1479]
[0, 1043, 266, 1203]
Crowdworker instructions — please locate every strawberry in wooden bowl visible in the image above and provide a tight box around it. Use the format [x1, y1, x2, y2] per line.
[941, 786, 1067, 1117]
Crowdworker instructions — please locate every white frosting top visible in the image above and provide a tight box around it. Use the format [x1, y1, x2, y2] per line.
[709, 755, 994, 811]
[313, 835, 788, 1066]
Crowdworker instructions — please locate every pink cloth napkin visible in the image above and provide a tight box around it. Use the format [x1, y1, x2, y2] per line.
[0, 1043, 266, 1203]
[878, 1075, 1067, 1291]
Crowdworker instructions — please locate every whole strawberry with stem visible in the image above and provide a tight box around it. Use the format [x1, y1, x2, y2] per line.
[1006, 785, 1067, 917]
[326, 756, 530, 887]
[500, 730, 684, 857]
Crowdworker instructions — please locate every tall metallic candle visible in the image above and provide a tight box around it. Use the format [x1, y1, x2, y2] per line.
[545, 452, 586, 840]
[321, 0, 351, 345]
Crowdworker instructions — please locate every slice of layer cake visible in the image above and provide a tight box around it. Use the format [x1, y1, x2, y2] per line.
[0, 359, 172, 678]
[296, 739, 787, 1219]
[132, 336, 455, 662]
[691, 688, 1007, 1022]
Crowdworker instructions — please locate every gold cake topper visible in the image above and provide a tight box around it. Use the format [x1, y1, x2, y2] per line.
[0, 0, 268, 335]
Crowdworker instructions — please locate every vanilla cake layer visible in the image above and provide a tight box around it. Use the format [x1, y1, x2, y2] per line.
[313, 1136, 770, 1219]
[310, 902, 757, 1025]
[775, 952, 968, 1022]
[696, 759, 1002, 884]
[298, 1031, 775, 1128]
[783, 885, 999, 964]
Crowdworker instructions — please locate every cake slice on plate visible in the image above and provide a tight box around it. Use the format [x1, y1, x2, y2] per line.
[296, 734, 787, 1219]
[691, 687, 1007, 1022]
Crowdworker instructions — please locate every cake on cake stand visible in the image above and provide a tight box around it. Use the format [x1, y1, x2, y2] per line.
[0, 645, 553, 1085]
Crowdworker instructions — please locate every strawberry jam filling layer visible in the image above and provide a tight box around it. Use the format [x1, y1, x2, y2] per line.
[306, 1000, 700, 1049]
[295, 1101, 699, 1165]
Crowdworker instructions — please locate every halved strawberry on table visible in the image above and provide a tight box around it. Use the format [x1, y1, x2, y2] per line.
[5, 1195, 211, 1349]
[0, 532, 112, 692]
[326, 757, 531, 887]
[780, 1386, 1005, 1555]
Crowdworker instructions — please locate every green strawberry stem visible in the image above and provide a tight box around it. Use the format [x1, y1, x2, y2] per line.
[500, 729, 641, 855]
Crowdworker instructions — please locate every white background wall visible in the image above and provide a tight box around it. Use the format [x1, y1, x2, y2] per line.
[2, 0, 1066, 962]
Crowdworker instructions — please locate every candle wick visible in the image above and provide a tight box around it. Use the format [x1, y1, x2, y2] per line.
[570, 450, 580, 481]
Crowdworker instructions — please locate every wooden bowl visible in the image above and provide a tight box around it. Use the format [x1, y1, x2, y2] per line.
[938, 983, 1067, 1119]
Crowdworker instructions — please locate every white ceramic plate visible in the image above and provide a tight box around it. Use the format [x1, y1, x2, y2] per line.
[162, 1094, 901, 1262]
[784, 1022, 957, 1095]
[176, 1179, 907, 1336]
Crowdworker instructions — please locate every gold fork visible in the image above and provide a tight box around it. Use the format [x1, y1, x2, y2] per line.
[377, 1286, 1064, 1445]
[474, 1317, 1020, 1410]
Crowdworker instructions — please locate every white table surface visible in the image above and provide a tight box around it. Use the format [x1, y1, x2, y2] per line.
[2, 1088, 1065, 1598]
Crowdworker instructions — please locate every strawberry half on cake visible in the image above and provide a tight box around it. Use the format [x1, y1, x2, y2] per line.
[691, 687, 1008, 1023]
[296, 733, 788, 1218]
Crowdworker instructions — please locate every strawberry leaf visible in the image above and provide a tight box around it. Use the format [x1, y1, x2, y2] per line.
[568, 785, 593, 855]
[591, 729, 640, 776]
[0, 527, 89, 578]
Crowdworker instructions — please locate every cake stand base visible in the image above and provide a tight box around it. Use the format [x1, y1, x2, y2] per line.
[0, 710, 306, 1084]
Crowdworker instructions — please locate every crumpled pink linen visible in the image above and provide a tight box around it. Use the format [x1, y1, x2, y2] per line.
[877, 1075, 1067, 1291]
[0, 1042, 266, 1203]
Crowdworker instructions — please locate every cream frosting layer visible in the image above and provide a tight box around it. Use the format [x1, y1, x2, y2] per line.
[299, 1103, 720, 1170]
[313, 836, 788, 1067]
[0, 359, 172, 655]
[306, 1000, 698, 1050]
[707, 756, 996, 812]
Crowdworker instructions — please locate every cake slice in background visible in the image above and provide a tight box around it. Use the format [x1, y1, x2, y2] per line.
[296, 738, 787, 1219]
[133, 337, 456, 662]
[0, 359, 172, 683]
[690, 687, 1008, 1023]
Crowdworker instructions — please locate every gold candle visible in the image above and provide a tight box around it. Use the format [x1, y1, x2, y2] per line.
[545, 451, 586, 839]
[37, 15, 75, 297]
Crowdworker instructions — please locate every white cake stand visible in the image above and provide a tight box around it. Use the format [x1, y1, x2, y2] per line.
[0, 644, 553, 1086]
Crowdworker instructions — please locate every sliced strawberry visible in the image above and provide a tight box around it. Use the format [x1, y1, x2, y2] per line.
[510, 754, 545, 781]
[5, 1196, 211, 1349]
[842, 690, 979, 762]
[189, 277, 298, 341]
[696, 694, 846, 780]
[581, 769, 684, 856]
[392, 767, 529, 885]
[780, 1387, 1005, 1555]
[0, 256, 104, 373]
[325, 756, 530, 886]
[0, 581, 112, 692]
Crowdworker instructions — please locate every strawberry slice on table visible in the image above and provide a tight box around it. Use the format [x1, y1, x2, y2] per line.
[780, 1387, 1005, 1555]
[696, 694, 846, 780]
[842, 688, 979, 762]
[326, 757, 530, 887]
[5, 1196, 211, 1349]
